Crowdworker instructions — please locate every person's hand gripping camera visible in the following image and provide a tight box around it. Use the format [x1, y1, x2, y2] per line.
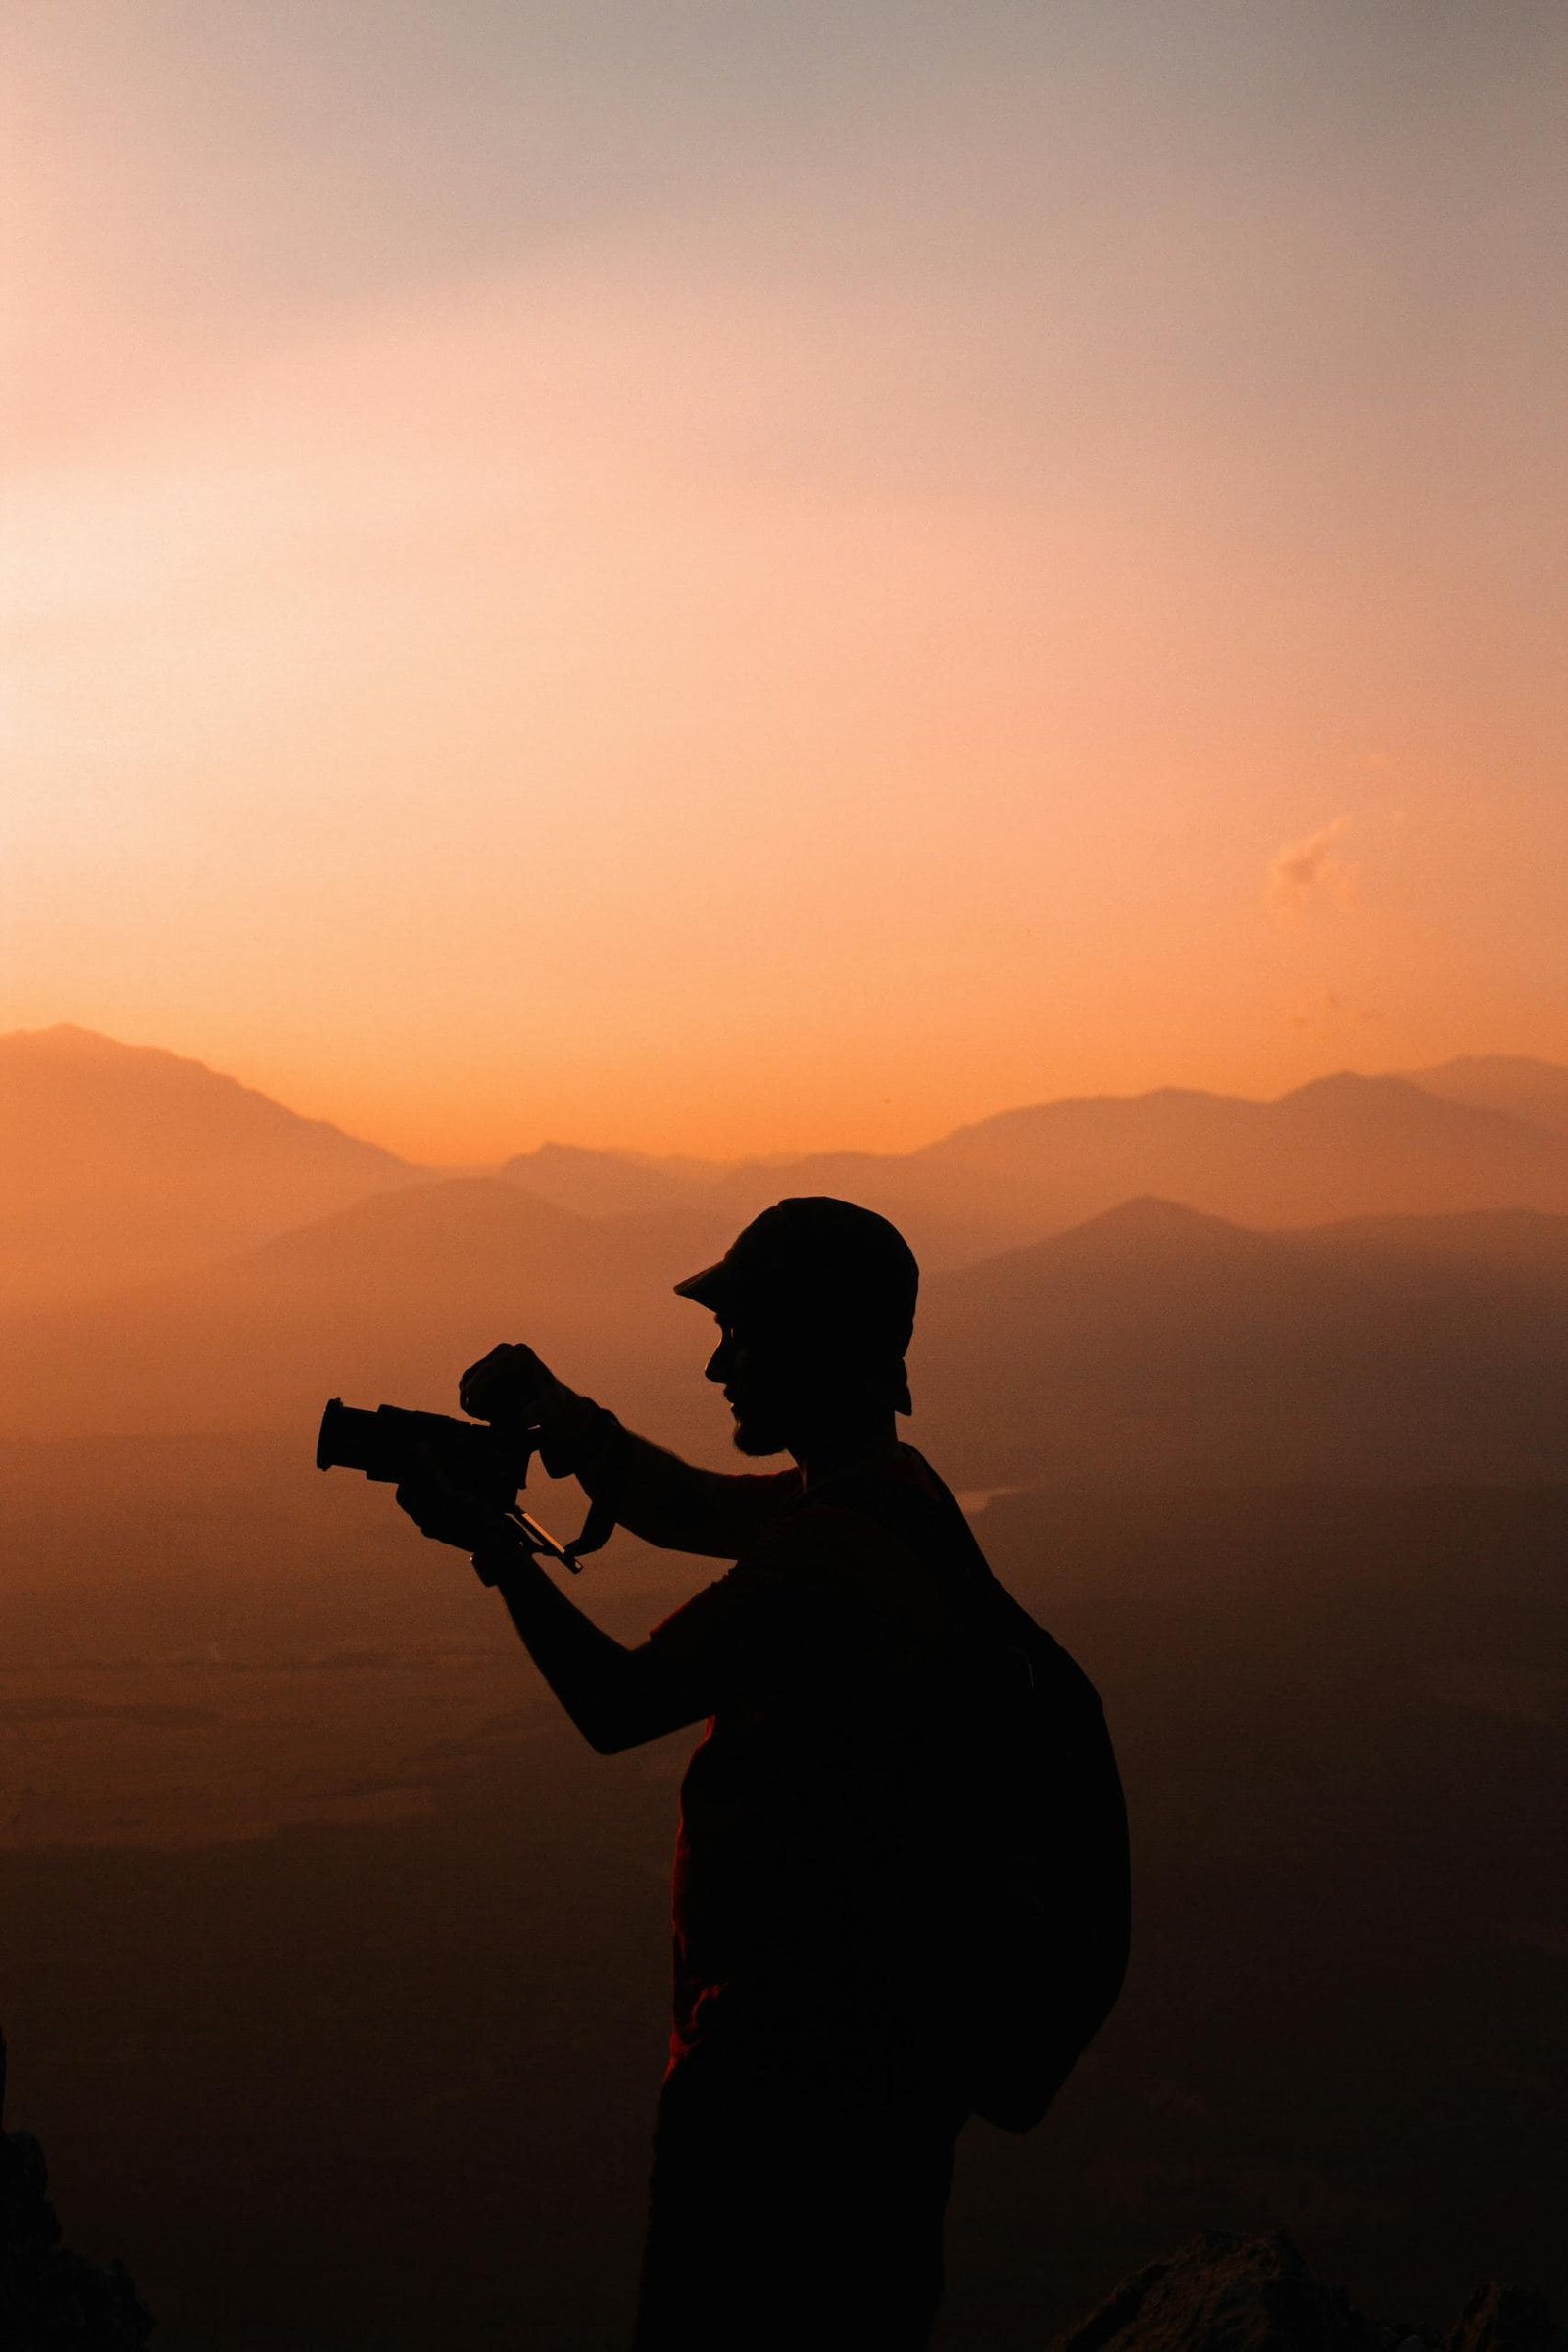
[456, 1343, 600, 1471]
[393, 1344, 612, 1575]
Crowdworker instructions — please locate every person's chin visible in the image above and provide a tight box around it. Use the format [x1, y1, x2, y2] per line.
[731, 1415, 788, 1458]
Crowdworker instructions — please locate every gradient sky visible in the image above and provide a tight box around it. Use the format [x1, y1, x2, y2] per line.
[4, 0, 1565, 1161]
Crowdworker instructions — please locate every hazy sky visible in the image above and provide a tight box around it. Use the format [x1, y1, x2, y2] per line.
[4, 0, 1565, 1160]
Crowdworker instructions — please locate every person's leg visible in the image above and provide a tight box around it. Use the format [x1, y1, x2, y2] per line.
[631, 2074, 965, 2352]
[632, 2072, 773, 2352]
[814, 2095, 965, 2346]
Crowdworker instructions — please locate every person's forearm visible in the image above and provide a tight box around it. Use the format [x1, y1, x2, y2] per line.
[482, 1541, 702, 1754]
[569, 1408, 799, 1558]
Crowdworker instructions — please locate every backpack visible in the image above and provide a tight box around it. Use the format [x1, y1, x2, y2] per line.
[832, 1455, 1132, 2133]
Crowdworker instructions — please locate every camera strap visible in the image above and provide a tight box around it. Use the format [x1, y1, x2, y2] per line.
[564, 1492, 618, 1569]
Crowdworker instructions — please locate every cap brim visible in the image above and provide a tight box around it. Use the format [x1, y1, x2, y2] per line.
[672, 1262, 732, 1309]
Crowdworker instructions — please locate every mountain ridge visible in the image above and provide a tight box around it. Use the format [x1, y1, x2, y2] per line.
[1405, 1053, 1568, 1136]
[708, 1067, 1568, 1260]
[4, 1184, 1565, 1486]
[8, 1025, 1568, 1305]
[0, 1025, 425, 1309]
[1, 1025, 416, 1164]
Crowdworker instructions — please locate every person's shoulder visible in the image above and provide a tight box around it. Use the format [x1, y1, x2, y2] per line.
[739, 1450, 951, 1625]
[802, 1443, 965, 1547]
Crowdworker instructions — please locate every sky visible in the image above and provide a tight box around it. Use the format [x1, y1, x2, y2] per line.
[3, 0, 1565, 1163]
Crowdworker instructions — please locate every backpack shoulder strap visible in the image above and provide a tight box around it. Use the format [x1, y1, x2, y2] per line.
[812, 1448, 1000, 1607]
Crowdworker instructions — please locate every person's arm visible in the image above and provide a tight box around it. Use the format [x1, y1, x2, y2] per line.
[397, 1474, 711, 1753]
[574, 1413, 801, 1558]
[485, 1541, 710, 1754]
[397, 1458, 905, 1752]
[459, 1344, 799, 1559]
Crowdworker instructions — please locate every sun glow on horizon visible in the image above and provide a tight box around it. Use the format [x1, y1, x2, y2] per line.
[4, 3, 1564, 1162]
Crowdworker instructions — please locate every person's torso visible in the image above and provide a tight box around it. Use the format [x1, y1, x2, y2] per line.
[668, 1446, 975, 2105]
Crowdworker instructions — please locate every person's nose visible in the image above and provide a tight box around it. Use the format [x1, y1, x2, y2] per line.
[705, 1336, 733, 1384]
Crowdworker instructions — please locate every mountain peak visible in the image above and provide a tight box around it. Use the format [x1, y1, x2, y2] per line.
[1274, 1069, 1421, 1105]
[1046, 1194, 1260, 1262]
[0, 1024, 410, 1155]
[946, 1195, 1256, 1290]
[4, 1021, 173, 1058]
[500, 1140, 722, 1218]
[1074, 1193, 1249, 1240]
[0, 1026, 420, 1310]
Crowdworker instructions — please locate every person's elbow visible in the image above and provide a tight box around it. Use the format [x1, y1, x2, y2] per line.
[580, 1715, 648, 1757]
[576, 1698, 681, 1755]
[571, 1666, 702, 1755]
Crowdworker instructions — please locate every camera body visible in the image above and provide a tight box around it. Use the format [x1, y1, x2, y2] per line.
[316, 1398, 531, 1506]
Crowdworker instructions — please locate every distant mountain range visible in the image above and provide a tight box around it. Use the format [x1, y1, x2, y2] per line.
[497, 1140, 733, 1218]
[913, 1196, 1568, 1486]
[1406, 1053, 1568, 1137]
[0, 1175, 727, 1449]
[695, 1066, 1568, 1263]
[0, 1026, 424, 1307]
[504, 1058, 1568, 1255]
[4, 1168, 1564, 1486]
[5, 1027, 1568, 1308]
[5, 1027, 1568, 1488]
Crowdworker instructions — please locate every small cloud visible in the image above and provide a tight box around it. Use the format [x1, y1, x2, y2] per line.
[1268, 815, 1356, 910]
[1287, 988, 1382, 1032]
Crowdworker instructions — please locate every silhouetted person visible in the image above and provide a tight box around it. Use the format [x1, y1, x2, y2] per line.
[396, 1195, 1127, 2349]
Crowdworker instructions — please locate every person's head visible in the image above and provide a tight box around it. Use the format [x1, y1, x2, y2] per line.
[673, 1197, 919, 1458]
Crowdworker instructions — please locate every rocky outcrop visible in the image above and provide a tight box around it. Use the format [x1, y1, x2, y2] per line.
[1051, 2231, 1380, 2352]
[1051, 2233, 1563, 2352]
[1448, 2284, 1565, 2352]
[0, 2033, 153, 2349]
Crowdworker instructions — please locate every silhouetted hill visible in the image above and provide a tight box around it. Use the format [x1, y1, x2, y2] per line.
[698, 1074, 1568, 1265]
[921, 1070, 1568, 1223]
[0, 2031, 153, 2347]
[1405, 1055, 1568, 1139]
[0, 1027, 424, 1308]
[497, 1141, 728, 1217]
[0, 1180, 728, 1444]
[506, 1070, 1568, 1252]
[1312, 1204, 1568, 1281]
[5, 1186, 1566, 1484]
[911, 1199, 1568, 1485]
[1049, 2232, 1563, 2352]
[11, 1035, 1568, 1307]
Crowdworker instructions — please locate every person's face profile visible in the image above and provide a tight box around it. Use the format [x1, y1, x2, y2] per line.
[705, 1315, 799, 1456]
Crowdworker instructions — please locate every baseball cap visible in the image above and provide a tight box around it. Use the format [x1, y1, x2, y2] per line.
[674, 1196, 919, 1410]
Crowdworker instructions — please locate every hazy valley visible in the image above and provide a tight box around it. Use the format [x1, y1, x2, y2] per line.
[1, 1026, 1564, 2348]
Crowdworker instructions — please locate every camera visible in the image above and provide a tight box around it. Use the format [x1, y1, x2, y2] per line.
[316, 1398, 531, 1504]
[316, 1398, 588, 1572]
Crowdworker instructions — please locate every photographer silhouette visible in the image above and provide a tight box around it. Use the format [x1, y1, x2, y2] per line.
[395, 1195, 1127, 2350]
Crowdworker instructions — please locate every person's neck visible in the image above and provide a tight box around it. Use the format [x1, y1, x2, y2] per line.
[790, 1415, 900, 1492]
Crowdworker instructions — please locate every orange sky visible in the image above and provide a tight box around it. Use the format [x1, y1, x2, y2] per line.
[4, 2, 1565, 1163]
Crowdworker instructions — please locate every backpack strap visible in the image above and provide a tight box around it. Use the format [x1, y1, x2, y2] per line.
[805, 1449, 1001, 1616]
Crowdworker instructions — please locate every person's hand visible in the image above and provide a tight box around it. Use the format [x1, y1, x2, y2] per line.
[459, 1343, 557, 1427]
[395, 1443, 517, 1560]
[459, 1344, 603, 1478]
